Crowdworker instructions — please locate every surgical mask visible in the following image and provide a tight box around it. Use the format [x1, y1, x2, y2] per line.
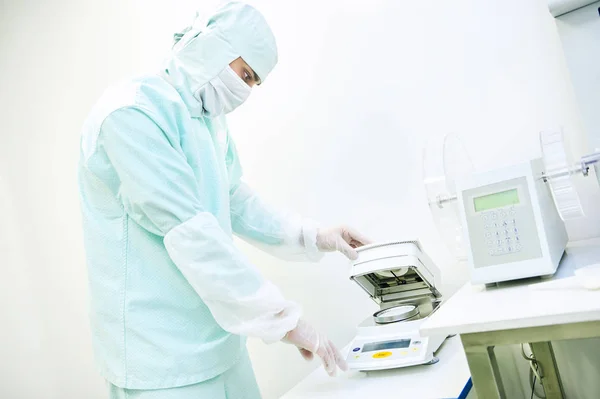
[196, 65, 252, 117]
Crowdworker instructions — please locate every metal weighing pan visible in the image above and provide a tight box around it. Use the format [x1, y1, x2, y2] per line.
[373, 304, 420, 324]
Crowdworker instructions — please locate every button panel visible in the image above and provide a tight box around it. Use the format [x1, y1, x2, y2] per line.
[372, 351, 393, 359]
[482, 206, 522, 256]
[349, 339, 425, 365]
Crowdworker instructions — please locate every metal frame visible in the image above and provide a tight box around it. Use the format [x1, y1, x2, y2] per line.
[460, 320, 600, 399]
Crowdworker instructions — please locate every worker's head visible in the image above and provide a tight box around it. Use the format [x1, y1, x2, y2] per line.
[164, 2, 277, 118]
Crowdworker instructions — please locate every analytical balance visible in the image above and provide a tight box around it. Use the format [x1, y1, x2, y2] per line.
[346, 240, 448, 371]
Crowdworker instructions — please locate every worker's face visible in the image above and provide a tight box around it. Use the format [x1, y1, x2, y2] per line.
[229, 57, 260, 87]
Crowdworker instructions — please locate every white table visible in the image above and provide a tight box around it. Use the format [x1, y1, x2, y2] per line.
[282, 335, 473, 399]
[420, 239, 600, 399]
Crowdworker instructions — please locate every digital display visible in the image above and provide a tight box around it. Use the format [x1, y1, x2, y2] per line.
[474, 189, 519, 212]
[363, 339, 411, 352]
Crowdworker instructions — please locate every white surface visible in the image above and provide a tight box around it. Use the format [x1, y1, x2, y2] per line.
[530, 263, 600, 290]
[283, 336, 470, 399]
[421, 239, 600, 337]
[0, 0, 593, 398]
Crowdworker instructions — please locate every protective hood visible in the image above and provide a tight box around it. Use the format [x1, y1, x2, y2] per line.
[162, 2, 278, 117]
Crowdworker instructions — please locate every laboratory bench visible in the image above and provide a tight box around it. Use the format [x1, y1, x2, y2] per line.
[420, 238, 600, 399]
[282, 335, 473, 399]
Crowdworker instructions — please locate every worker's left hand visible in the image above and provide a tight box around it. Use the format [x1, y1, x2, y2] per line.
[316, 226, 371, 260]
[283, 319, 348, 377]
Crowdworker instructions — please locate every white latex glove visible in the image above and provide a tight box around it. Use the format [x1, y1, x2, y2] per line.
[283, 319, 348, 377]
[316, 226, 371, 260]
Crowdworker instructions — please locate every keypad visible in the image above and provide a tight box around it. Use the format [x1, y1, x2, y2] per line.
[482, 207, 522, 256]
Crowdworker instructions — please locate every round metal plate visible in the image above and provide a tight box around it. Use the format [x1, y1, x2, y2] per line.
[373, 305, 420, 324]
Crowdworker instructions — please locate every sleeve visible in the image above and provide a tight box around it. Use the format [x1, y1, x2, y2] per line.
[224, 135, 324, 262]
[97, 107, 300, 343]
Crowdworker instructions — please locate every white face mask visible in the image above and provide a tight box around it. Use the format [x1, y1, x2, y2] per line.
[196, 65, 252, 117]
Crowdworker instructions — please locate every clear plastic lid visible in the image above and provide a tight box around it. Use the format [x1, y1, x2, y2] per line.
[540, 129, 585, 220]
[422, 133, 475, 261]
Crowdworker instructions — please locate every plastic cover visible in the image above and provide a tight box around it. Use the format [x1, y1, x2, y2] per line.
[540, 129, 585, 220]
[422, 133, 475, 261]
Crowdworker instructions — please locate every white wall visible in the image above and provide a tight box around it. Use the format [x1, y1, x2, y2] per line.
[556, 2, 600, 148]
[0, 0, 591, 398]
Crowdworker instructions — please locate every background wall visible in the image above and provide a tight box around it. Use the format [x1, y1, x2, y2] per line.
[0, 0, 594, 398]
[555, 2, 600, 149]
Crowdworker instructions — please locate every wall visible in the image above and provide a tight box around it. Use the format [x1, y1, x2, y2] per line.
[556, 2, 600, 148]
[548, 0, 598, 16]
[0, 0, 591, 398]
[549, 4, 600, 399]
[0, 1, 202, 397]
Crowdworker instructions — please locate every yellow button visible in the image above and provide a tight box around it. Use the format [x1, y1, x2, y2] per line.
[412, 347, 419, 352]
[372, 351, 392, 359]
[354, 355, 360, 359]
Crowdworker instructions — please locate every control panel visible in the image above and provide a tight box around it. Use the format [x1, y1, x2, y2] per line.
[461, 177, 543, 269]
[457, 159, 568, 284]
[481, 206, 522, 256]
[347, 335, 431, 370]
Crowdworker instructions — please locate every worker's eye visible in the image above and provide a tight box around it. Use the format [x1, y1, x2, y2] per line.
[243, 70, 252, 82]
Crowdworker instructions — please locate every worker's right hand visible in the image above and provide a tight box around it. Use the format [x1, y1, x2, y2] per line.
[316, 226, 371, 260]
[283, 319, 348, 377]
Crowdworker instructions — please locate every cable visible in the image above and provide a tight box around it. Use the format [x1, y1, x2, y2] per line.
[530, 363, 545, 398]
[521, 343, 535, 362]
[522, 344, 546, 398]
